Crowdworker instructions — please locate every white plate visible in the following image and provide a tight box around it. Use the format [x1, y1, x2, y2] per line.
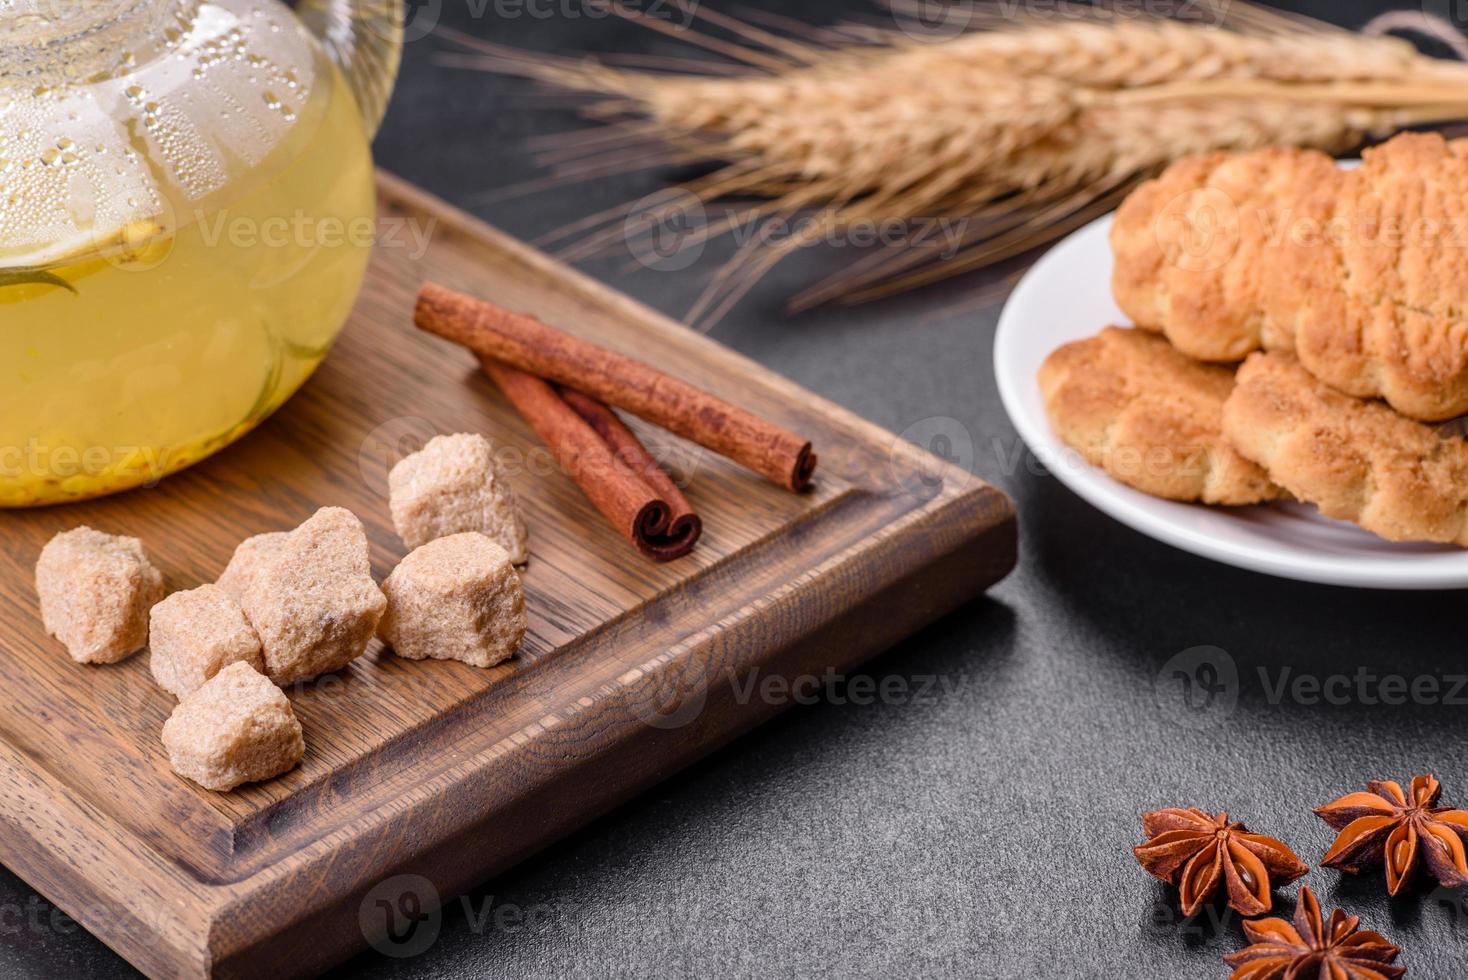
[994, 212, 1468, 590]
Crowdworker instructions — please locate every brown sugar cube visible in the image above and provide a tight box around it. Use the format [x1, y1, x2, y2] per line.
[149, 585, 265, 699]
[379, 532, 527, 669]
[388, 433, 529, 563]
[35, 526, 164, 664]
[215, 532, 288, 600]
[161, 662, 304, 791]
[240, 507, 387, 685]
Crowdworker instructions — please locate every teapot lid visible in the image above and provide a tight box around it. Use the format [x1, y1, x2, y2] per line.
[0, 0, 320, 271]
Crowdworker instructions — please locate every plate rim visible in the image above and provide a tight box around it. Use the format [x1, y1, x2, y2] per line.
[994, 211, 1468, 590]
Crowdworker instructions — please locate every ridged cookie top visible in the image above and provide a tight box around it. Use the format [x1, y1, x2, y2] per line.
[1038, 326, 1278, 506]
[1223, 351, 1468, 546]
[1264, 132, 1468, 420]
[1110, 146, 1340, 361]
[1113, 132, 1468, 420]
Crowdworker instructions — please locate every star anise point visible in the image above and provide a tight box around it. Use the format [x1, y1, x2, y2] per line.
[1224, 886, 1405, 980]
[1315, 774, 1468, 896]
[1133, 806, 1306, 918]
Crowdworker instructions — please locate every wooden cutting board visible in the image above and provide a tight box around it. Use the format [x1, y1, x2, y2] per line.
[0, 173, 1016, 979]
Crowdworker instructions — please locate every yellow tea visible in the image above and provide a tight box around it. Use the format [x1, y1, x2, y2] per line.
[0, 6, 376, 505]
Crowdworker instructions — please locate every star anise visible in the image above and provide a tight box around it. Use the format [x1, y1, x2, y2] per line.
[1223, 885, 1405, 980]
[1133, 807, 1307, 917]
[1315, 774, 1468, 896]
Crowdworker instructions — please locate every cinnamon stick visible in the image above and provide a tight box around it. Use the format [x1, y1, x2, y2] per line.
[557, 386, 702, 549]
[480, 357, 702, 561]
[415, 283, 816, 491]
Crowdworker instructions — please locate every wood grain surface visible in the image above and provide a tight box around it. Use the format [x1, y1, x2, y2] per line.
[0, 173, 1016, 978]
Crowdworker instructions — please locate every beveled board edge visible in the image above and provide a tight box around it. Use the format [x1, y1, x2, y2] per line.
[215, 485, 1016, 979]
[0, 172, 1017, 979]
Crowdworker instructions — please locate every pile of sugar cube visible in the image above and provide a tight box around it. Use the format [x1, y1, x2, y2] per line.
[34, 433, 530, 792]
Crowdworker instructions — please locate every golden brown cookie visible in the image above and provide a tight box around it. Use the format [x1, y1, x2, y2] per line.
[1110, 146, 1341, 362]
[1038, 327, 1278, 505]
[1114, 133, 1468, 420]
[1223, 351, 1468, 546]
[1262, 132, 1468, 421]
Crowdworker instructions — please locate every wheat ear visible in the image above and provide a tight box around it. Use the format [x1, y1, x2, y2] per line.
[442, 3, 1468, 326]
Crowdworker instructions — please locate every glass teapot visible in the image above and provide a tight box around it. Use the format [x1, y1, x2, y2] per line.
[0, 0, 403, 505]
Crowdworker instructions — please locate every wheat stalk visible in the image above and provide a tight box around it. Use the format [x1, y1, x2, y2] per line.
[442, 2, 1468, 326]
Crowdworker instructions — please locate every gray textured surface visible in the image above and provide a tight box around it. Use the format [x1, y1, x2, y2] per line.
[5, 1, 1468, 977]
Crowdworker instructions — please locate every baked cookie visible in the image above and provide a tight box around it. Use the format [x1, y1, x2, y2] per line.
[1262, 132, 1468, 421]
[1038, 326, 1278, 505]
[1110, 146, 1341, 362]
[1114, 133, 1468, 420]
[1223, 351, 1468, 546]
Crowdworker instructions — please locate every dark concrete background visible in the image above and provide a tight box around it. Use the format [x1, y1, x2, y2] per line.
[5, 1, 1468, 977]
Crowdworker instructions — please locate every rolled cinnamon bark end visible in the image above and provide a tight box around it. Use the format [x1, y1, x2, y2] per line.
[632, 501, 701, 562]
[560, 387, 702, 560]
[480, 358, 701, 562]
[794, 444, 818, 492]
[417, 282, 816, 492]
